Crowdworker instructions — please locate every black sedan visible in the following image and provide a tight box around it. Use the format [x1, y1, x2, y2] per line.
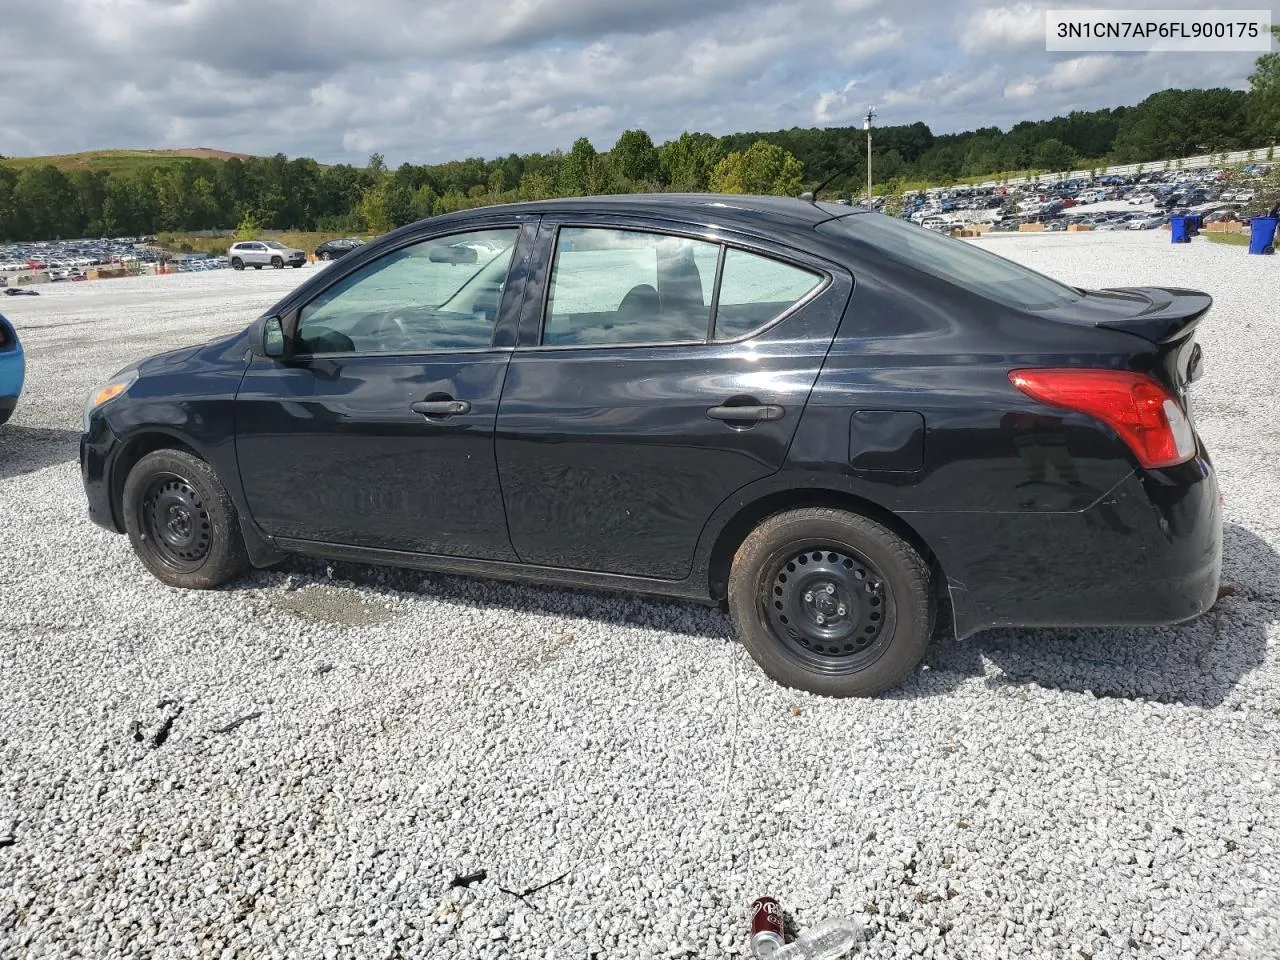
[313, 237, 366, 261]
[80, 195, 1221, 697]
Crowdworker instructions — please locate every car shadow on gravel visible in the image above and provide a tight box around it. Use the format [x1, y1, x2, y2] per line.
[914, 522, 1278, 707]
[272, 556, 734, 642]
[0, 426, 81, 480]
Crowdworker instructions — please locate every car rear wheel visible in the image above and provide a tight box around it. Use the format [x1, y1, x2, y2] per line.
[121, 449, 251, 590]
[319, 252, 330, 262]
[271, 256, 283, 269]
[231, 258, 244, 271]
[728, 507, 934, 697]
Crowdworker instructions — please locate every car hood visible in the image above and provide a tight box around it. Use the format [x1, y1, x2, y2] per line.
[131, 330, 246, 377]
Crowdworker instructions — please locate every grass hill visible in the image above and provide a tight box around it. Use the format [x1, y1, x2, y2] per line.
[0, 148, 253, 175]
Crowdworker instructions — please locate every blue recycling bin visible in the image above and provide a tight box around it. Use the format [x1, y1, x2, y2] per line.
[1248, 217, 1277, 255]
[1170, 216, 1190, 243]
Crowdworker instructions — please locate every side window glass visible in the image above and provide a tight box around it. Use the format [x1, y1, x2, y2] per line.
[714, 249, 823, 341]
[295, 228, 519, 356]
[543, 228, 718, 346]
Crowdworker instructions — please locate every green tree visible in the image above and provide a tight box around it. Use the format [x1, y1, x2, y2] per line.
[519, 170, 556, 200]
[1247, 26, 1280, 143]
[558, 137, 598, 195]
[610, 129, 659, 184]
[235, 212, 261, 240]
[13, 166, 79, 239]
[1112, 88, 1249, 163]
[0, 165, 19, 240]
[710, 140, 804, 195]
[659, 132, 723, 191]
[1032, 138, 1077, 172]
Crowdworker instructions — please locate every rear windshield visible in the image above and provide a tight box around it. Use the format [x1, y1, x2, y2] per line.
[816, 214, 1081, 311]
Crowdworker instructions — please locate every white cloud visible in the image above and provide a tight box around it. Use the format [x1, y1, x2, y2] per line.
[0, 0, 1261, 164]
[1004, 77, 1038, 98]
[959, 3, 1047, 54]
[1045, 54, 1122, 91]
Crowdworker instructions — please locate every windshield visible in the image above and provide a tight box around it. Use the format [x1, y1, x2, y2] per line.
[816, 214, 1081, 311]
[263, 241, 287, 250]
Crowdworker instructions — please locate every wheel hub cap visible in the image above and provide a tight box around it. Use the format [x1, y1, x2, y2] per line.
[768, 548, 887, 660]
[141, 475, 212, 567]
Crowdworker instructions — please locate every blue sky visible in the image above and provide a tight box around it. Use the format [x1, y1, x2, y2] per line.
[0, 0, 1267, 164]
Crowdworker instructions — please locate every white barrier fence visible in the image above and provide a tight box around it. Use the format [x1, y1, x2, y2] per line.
[967, 145, 1275, 190]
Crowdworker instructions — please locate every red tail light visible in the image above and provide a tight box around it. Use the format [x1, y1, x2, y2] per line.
[1009, 369, 1196, 469]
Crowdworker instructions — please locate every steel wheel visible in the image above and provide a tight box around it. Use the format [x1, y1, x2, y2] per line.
[763, 542, 896, 675]
[138, 472, 212, 572]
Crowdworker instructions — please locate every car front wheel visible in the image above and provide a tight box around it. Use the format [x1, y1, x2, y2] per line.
[121, 449, 251, 590]
[728, 507, 934, 697]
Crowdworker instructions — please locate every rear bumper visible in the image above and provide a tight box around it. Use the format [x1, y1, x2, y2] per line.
[915, 453, 1222, 637]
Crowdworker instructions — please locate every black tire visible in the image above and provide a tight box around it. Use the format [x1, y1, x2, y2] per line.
[121, 449, 251, 590]
[319, 252, 330, 262]
[728, 507, 934, 698]
[231, 258, 244, 271]
[292, 262, 304, 268]
[271, 256, 283, 269]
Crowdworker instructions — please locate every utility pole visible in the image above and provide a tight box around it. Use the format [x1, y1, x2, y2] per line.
[864, 106, 877, 207]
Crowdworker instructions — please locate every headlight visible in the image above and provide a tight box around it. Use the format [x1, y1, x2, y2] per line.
[83, 372, 136, 431]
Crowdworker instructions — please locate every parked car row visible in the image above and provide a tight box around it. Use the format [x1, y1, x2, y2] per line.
[0, 237, 162, 276]
[895, 164, 1273, 231]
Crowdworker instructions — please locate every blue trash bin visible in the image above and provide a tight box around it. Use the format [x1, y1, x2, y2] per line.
[1170, 216, 1190, 243]
[1249, 217, 1278, 255]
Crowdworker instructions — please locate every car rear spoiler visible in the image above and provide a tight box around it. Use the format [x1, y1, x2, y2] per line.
[1091, 287, 1212, 344]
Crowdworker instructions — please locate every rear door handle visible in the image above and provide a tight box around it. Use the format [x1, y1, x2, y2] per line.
[411, 399, 471, 417]
[706, 404, 785, 423]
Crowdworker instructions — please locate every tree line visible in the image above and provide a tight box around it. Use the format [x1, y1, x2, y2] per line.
[0, 62, 1277, 242]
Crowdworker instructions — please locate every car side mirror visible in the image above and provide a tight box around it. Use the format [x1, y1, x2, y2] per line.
[263, 316, 288, 358]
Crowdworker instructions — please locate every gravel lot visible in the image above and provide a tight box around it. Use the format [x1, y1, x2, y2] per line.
[1, 234, 1277, 959]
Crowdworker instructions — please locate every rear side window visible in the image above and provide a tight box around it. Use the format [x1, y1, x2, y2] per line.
[544, 228, 718, 346]
[816, 214, 1080, 310]
[542, 227, 824, 347]
[715, 250, 823, 341]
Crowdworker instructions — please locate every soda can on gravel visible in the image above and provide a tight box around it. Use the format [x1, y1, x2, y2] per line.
[749, 896, 785, 957]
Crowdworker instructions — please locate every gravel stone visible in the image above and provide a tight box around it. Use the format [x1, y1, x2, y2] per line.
[0, 236, 1277, 958]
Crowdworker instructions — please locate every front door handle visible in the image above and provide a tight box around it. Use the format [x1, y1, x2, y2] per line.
[707, 404, 785, 423]
[411, 399, 471, 418]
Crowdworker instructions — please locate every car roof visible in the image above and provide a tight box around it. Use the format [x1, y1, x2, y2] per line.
[427, 193, 864, 232]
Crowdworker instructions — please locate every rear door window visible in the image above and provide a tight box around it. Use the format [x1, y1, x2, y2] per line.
[543, 228, 719, 346]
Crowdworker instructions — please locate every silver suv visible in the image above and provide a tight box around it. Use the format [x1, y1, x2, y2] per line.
[229, 240, 307, 270]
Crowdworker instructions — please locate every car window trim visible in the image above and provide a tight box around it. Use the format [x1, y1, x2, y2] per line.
[526, 221, 834, 353]
[289, 223, 526, 361]
[706, 244, 726, 343]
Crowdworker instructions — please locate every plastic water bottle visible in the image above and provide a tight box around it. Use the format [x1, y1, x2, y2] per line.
[770, 918, 862, 960]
